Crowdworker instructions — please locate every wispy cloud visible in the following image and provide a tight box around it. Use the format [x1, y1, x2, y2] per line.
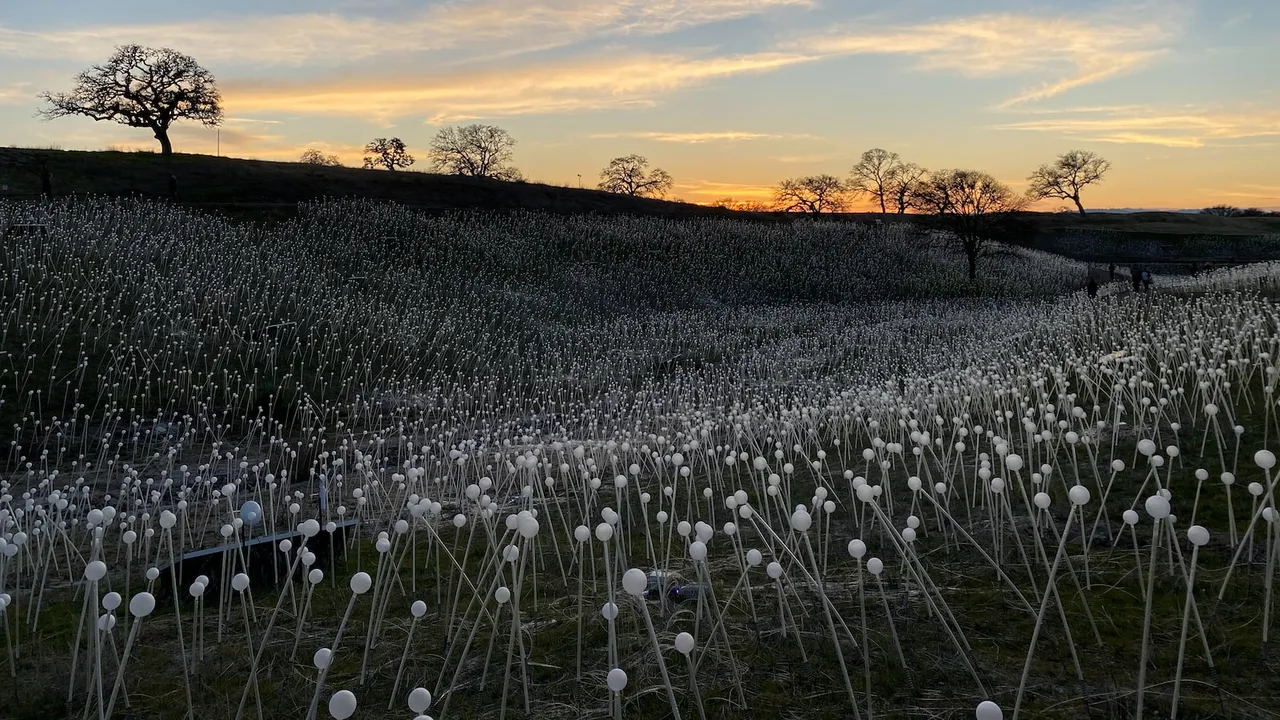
[589, 130, 805, 143]
[0, 0, 811, 66]
[675, 179, 778, 199]
[789, 6, 1186, 106]
[996, 106, 1280, 147]
[1206, 184, 1280, 201]
[225, 51, 817, 123]
[0, 81, 32, 105]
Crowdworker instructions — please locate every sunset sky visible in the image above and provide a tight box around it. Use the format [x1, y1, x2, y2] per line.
[2, 0, 1277, 209]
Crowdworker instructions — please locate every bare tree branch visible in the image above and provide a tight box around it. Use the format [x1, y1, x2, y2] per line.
[917, 169, 1028, 280]
[428, 124, 521, 180]
[38, 44, 222, 155]
[362, 138, 415, 171]
[597, 155, 674, 198]
[300, 149, 343, 167]
[773, 175, 848, 214]
[1026, 150, 1111, 216]
[848, 148, 902, 214]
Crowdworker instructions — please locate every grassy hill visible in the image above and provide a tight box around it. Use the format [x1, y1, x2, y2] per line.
[4, 147, 1279, 261]
[0, 147, 768, 221]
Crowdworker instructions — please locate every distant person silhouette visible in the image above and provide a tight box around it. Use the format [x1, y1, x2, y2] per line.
[1131, 266, 1142, 293]
[1087, 276, 1098, 298]
[1108, 263, 1116, 280]
[1141, 269, 1152, 292]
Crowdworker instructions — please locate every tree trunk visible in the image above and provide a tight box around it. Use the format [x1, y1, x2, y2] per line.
[1073, 195, 1086, 216]
[880, 195, 887, 214]
[964, 237, 978, 280]
[155, 128, 173, 156]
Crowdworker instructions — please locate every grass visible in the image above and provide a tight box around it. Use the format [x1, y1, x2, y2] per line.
[7, 392, 1280, 719]
[0, 147, 765, 223]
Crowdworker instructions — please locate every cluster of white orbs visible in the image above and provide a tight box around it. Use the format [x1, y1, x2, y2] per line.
[2, 198, 1279, 720]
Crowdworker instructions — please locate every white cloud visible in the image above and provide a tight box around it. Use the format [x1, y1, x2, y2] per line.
[0, 0, 812, 66]
[788, 5, 1187, 106]
[589, 130, 808, 143]
[996, 106, 1280, 147]
[0, 82, 32, 105]
[225, 51, 817, 123]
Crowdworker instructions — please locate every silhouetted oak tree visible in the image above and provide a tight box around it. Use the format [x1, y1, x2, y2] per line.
[773, 175, 848, 214]
[597, 155, 674, 198]
[39, 45, 222, 156]
[1026, 150, 1110, 216]
[428, 124, 522, 180]
[362, 138, 415, 171]
[918, 169, 1028, 280]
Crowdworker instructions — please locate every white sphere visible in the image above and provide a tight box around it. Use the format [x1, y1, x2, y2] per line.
[1123, 509, 1140, 525]
[689, 541, 707, 562]
[1187, 525, 1210, 546]
[1144, 495, 1171, 519]
[746, 549, 762, 567]
[1005, 454, 1023, 472]
[976, 700, 1004, 720]
[84, 560, 107, 582]
[495, 587, 511, 604]
[675, 632, 695, 655]
[574, 525, 590, 543]
[350, 572, 373, 594]
[102, 591, 122, 610]
[848, 539, 866, 559]
[518, 516, 539, 539]
[408, 688, 432, 713]
[1255, 450, 1277, 470]
[902, 527, 916, 543]
[129, 592, 156, 618]
[790, 509, 812, 533]
[309, 569, 324, 584]
[328, 689, 357, 720]
[867, 557, 884, 576]
[232, 573, 250, 592]
[622, 568, 647, 596]
[766, 561, 783, 579]
[313, 647, 332, 669]
[607, 668, 628, 692]
[595, 523, 614, 542]
[1068, 485, 1090, 506]
[411, 600, 427, 618]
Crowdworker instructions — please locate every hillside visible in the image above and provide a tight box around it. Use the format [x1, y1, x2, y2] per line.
[4, 148, 1279, 265]
[0, 147, 766, 221]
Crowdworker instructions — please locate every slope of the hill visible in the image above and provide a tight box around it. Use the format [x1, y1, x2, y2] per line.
[5, 148, 1279, 238]
[0, 147, 772, 220]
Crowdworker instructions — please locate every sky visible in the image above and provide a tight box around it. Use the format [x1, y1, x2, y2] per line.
[1, 0, 1278, 210]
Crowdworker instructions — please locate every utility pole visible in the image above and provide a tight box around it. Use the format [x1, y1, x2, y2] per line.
[577, 174, 582, 189]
